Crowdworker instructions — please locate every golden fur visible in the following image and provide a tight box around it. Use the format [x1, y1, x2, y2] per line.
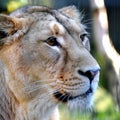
[0, 5, 100, 120]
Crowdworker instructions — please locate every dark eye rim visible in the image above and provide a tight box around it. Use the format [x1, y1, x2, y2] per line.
[80, 33, 88, 42]
[45, 36, 60, 47]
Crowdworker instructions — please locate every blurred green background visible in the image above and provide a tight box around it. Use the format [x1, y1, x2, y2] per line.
[0, 0, 120, 120]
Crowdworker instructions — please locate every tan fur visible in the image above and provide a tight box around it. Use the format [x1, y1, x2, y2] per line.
[0, 5, 100, 120]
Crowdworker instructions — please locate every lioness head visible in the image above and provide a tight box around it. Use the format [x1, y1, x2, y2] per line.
[0, 5, 100, 119]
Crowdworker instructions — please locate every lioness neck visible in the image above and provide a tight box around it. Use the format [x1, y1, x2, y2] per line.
[0, 62, 17, 120]
[0, 62, 58, 120]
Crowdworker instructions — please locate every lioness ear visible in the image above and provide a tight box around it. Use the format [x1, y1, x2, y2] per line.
[0, 14, 32, 48]
[59, 6, 81, 21]
[0, 14, 23, 39]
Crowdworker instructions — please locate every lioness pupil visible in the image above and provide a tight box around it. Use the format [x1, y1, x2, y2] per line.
[80, 33, 87, 41]
[46, 36, 60, 46]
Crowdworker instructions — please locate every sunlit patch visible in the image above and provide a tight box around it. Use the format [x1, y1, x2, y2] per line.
[95, 0, 120, 77]
[94, 0, 104, 8]
[102, 34, 120, 76]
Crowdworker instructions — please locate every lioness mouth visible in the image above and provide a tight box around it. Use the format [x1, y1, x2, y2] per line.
[54, 88, 93, 103]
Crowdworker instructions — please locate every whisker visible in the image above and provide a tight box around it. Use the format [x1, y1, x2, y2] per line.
[27, 82, 56, 94]
[28, 79, 56, 85]
[33, 79, 56, 83]
[42, 87, 62, 99]
[31, 86, 62, 103]
[61, 93, 69, 102]
[83, 19, 94, 24]
[21, 79, 58, 93]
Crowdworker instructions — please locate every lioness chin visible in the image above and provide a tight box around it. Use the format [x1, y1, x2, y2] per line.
[0, 5, 100, 120]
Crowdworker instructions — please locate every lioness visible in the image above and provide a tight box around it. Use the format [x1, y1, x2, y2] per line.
[0, 5, 100, 120]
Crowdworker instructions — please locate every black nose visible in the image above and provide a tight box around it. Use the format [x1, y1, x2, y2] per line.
[78, 69, 100, 83]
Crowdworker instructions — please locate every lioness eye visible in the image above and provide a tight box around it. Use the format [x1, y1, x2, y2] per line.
[80, 33, 87, 42]
[45, 36, 60, 46]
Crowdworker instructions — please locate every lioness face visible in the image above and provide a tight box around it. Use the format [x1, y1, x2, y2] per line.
[0, 6, 100, 111]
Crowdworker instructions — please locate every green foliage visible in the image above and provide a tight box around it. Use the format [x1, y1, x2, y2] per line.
[7, 0, 27, 13]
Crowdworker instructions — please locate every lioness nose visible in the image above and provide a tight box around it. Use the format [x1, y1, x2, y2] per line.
[78, 69, 100, 83]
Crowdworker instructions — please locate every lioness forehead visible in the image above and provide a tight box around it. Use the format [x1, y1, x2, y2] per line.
[0, 5, 86, 48]
[11, 5, 85, 34]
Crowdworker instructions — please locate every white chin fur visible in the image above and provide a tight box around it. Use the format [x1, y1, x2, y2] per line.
[67, 94, 93, 112]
